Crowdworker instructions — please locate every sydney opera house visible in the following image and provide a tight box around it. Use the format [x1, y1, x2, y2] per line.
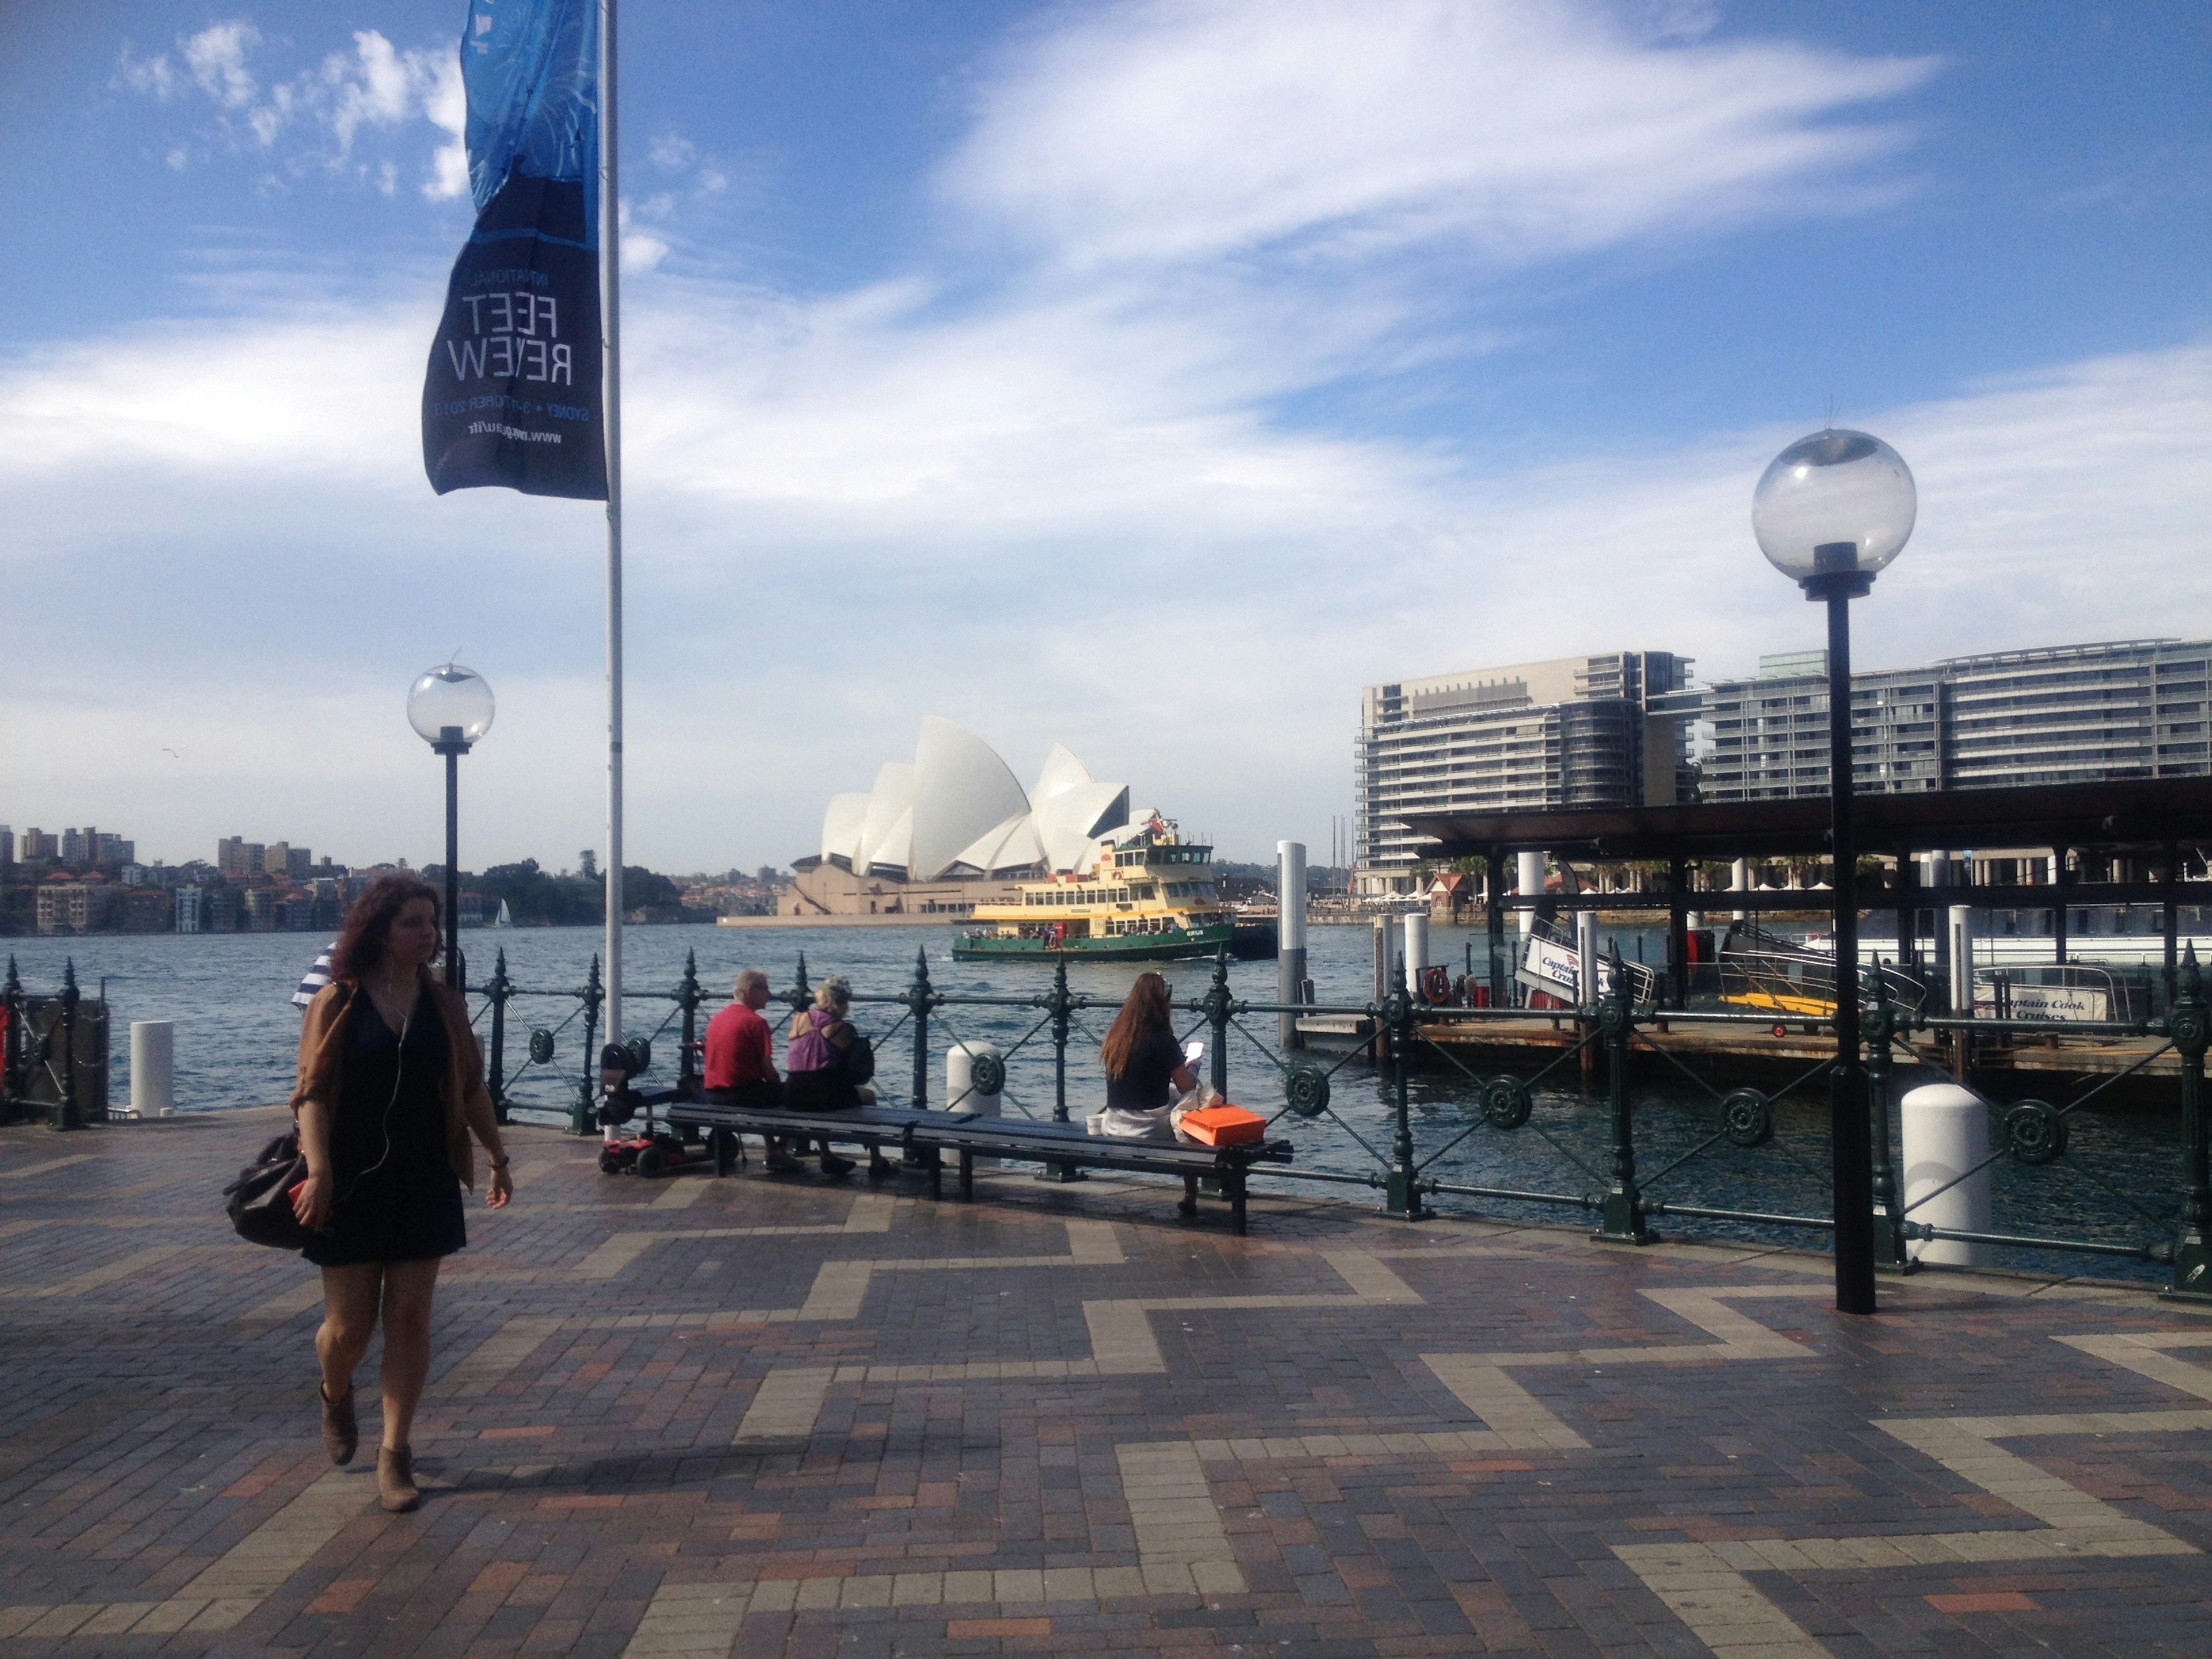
[785, 718, 1141, 918]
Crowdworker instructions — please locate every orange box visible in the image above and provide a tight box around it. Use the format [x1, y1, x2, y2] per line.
[1179, 1105, 1266, 1146]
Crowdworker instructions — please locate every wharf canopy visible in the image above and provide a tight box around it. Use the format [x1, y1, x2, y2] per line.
[786, 718, 1135, 918]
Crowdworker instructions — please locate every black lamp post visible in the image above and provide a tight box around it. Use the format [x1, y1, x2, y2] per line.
[1753, 429, 1917, 1316]
[407, 663, 497, 990]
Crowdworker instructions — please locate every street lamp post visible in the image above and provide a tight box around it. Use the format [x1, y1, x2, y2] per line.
[407, 664, 497, 990]
[1753, 430, 1916, 1317]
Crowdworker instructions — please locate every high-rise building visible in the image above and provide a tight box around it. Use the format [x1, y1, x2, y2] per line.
[175, 885, 203, 933]
[0, 826, 12, 866]
[217, 836, 266, 878]
[264, 841, 291, 877]
[286, 846, 312, 877]
[1703, 638, 2212, 801]
[20, 828, 57, 861]
[61, 827, 94, 864]
[1355, 652, 1692, 897]
[96, 834, 133, 866]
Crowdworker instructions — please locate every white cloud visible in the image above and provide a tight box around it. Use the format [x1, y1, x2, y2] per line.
[120, 20, 464, 196]
[943, 0, 1934, 270]
[183, 19, 261, 111]
[32, 0, 2203, 871]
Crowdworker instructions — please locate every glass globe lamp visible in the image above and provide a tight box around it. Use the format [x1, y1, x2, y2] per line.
[407, 663, 497, 751]
[1752, 429, 1916, 593]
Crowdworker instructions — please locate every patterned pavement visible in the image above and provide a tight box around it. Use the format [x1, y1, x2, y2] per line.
[2, 1108, 2209, 1657]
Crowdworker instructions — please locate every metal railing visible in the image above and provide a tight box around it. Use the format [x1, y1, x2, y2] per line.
[463, 940, 2211, 1300]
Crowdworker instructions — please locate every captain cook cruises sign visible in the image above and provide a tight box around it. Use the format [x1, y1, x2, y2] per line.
[421, 0, 607, 501]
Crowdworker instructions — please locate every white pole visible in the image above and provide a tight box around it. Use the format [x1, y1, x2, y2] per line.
[1516, 850, 1544, 938]
[1402, 911, 1429, 996]
[130, 1021, 174, 1119]
[1948, 904, 1975, 1016]
[1900, 1083, 1990, 1265]
[1730, 856, 1749, 923]
[1277, 840, 1308, 1047]
[1577, 908, 1599, 1009]
[600, 0, 624, 1048]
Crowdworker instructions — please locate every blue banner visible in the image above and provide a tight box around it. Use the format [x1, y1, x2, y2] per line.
[422, 0, 607, 500]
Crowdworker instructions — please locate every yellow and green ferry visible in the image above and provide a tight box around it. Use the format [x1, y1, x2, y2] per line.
[953, 819, 1277, 963]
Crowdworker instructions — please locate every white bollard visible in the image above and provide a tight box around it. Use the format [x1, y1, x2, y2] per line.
[130, 1021, 175, 1119]
[1576, 909, 1599, 1008]
[946, 1041, 1003, 1166]
[1517, 851, 1545, 937]
[1948, 904, 1976, 1015]
[1900, 1083, 1990, 1266]
[1402, 912, 1429, 997]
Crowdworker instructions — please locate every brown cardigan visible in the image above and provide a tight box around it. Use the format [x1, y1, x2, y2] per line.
[290, 975, 493, 1188]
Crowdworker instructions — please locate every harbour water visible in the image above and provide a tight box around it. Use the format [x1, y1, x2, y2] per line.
[3, 921, 2183, 1282]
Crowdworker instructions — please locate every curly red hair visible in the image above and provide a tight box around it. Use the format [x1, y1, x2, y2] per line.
[331, 873, 442, 981]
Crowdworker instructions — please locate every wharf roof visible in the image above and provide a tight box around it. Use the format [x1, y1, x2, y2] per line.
[1404, 776, 2212, 862]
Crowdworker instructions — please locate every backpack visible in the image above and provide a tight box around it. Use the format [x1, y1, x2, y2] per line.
[842, 1030, 876, 1086]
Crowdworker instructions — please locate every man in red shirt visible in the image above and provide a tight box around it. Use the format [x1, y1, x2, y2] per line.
[703, 969, 812, 1173]
[703, 969, 779, 1100]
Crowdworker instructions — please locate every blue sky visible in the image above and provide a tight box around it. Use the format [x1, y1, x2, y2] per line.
[3, 0, 2207, 873]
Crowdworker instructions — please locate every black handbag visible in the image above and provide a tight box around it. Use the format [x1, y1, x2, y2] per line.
[225, 1130, 312, 1250]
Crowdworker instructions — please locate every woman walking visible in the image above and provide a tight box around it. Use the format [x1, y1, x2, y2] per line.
[289, 873, 513, 1512]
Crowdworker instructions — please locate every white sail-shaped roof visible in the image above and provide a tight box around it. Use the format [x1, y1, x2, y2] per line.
[951, 810, 1041, 877]
[820, 792, 870, 866]
[855, 762, 914, 873]
[910, 717, 1033, 881]
[811, 719, 1133, 882]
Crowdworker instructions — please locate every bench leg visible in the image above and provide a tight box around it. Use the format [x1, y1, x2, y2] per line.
[1229, 1168, 1248, 1236]
[959, 1149, 974, 1202]
[1034, 1160, 1088, 1184]
[711, 1128, 735, 1178]
[1178, 1173, 1199, 1219]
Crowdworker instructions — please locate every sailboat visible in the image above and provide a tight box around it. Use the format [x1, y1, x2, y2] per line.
[493, 900, 513, 929]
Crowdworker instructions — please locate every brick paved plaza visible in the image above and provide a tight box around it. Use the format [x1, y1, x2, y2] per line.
[3, 1109, 2210, 1658]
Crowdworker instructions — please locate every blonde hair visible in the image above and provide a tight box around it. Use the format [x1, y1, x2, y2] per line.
[733, 969, 768, 998]
[814, 975, 852, 1012]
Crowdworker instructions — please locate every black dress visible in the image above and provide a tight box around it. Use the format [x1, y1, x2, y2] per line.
[303, 986, 468, 1268]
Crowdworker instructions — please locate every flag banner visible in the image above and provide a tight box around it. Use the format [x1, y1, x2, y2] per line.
[422, 0, 607, 500]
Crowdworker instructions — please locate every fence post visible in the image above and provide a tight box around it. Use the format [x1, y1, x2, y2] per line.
[2168, 945, 2210, 1302]
[676, 949, 703, 1092]
[487, 948, 513, 1124]
[1594, 945, 1654, 1243]
[53, 961, 81, 1132]
[789, 952, 813, 1017]
[572, 955, 603, 1137]
[1049, 956, 1073, 1123]
[1, 957, 23, 1120]
[1863, 956, 1907, 1271]
[1204, 946, 1232, 1097]
[908, 946, 934, 1111]
[1381, 984, 1427, 1218]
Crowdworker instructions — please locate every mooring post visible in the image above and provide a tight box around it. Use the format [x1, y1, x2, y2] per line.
[908, 946, 934, 1111]
[790, 952, 812, 1016]
[573, 955, 603, 1137]
[676, 949, 703, 1093]
[1594, 946, 1654, 1243]
[1864, 956, 1908, 1270]
[487, 948, 513, 1123]
[2166, 945, 2210, 1302]
[1381, 984, 1426, 1218]
[1484, 851, 1506, 1006]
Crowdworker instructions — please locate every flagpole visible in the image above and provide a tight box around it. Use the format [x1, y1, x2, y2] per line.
[599, 0, 624, 1054]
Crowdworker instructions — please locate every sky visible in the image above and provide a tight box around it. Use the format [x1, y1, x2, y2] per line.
[2, 0, 2207, 874]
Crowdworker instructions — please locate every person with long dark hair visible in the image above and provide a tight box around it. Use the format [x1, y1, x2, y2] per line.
[289, 872, 513, 1512]
[1099, 971, 1198, 1119]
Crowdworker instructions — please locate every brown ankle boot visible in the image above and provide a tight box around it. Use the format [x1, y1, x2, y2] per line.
[376, 1445, 420, 1513]
[319, 1384, 357, 1466]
